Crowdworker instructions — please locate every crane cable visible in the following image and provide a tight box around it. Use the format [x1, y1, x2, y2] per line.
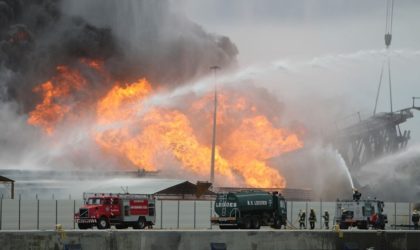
[384, 0, 394, 47]
[373, 0, 394, 115]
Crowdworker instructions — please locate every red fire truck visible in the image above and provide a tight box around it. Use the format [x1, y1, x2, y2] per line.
[74, 193, 156, 229]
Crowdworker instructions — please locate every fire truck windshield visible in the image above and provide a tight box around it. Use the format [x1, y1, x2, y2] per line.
[87, 198, 103, 205]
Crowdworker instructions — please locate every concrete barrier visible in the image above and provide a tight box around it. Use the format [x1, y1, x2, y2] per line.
[0, 230, 419, 250]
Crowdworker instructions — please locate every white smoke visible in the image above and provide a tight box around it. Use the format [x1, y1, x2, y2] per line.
[357, 143, 420, 201]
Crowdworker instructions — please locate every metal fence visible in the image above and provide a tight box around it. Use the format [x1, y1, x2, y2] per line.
[0, 199, 416, 230]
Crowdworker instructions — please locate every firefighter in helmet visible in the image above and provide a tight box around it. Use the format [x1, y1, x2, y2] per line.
[298, 209, 306, 229]
[412, 210, 419, 230]
[309, 208, 317, 230]
[322, 210, 330, 229]
[353, 188, 361, 201]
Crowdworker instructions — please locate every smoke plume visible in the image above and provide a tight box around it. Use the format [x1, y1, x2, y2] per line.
[0, 0, 238, 173]
[0, 0, 238, 110]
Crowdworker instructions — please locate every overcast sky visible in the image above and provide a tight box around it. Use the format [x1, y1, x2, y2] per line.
[176, 0, 420, 142]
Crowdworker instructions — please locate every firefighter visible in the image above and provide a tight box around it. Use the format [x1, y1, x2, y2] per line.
[298, 209, 306, 229]
[370, 212, 378, 229]
[412, 210, 419, 230]
[353, 188, 361, 201]
[309, 208, 317, 229]
[322, 210, 330, 229]
[376, 212, 386, 230]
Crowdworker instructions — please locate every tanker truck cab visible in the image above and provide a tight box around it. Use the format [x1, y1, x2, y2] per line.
[211, 190, 287, 229]
[272, 191, 288, 228]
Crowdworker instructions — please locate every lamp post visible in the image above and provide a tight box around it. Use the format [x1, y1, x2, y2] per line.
[209, 65, 220, 186]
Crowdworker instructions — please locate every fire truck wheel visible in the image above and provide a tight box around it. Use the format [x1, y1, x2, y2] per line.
[133, 217, 146, 229]
[97, 217, 110, 229]
[357, 221, 368, 230]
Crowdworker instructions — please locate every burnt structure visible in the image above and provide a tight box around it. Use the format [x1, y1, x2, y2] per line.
[333, 98, 420, 169]
[331, 0, 420, 171]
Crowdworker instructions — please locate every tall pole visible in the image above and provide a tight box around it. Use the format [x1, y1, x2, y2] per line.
[210, 66, 220, 186]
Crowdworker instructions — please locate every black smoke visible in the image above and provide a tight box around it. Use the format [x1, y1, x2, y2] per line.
[0, 0, 238, 175]
[0, 0, 238, 111]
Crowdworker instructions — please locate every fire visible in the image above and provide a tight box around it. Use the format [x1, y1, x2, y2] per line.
[222, 116, 303, 187]
[96, 78, 152, 124]
[95, 81, 234, 178]
[190, 92, 303, 187]
[27, 62, 304, 188]
[27, 65, 86, 134]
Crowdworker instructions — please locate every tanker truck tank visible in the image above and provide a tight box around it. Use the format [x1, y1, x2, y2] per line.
[211, 190, 287, 229]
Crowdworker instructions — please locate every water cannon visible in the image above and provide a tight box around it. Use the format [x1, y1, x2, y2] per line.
[385, 33, 392, 48]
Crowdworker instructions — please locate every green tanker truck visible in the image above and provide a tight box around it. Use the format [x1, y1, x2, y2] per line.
[211, 190, 287, 229]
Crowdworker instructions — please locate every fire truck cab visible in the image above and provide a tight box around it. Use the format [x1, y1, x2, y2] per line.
[74, 193, 155, 229]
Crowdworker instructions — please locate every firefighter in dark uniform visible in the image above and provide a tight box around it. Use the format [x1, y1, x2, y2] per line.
[298, 209, 306, 229]
[322, 210, 330, 229]
[353, 188, 361, 201]
[412, 210, 419, 230]
[309, 208, 317, 230]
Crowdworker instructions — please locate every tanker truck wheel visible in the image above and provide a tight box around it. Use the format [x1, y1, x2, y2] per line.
[240, 217, 252, 229]
[273, 217, 282, 229]
[251, 216, 261, 229]
[219, 225, 235, 229]
[97, 217, 110, 229]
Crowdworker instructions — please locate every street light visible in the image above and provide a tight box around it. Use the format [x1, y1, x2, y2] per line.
[209, 65, 220, 186]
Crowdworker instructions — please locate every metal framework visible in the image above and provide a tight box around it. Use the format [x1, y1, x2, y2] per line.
[333, 98, 420, 169]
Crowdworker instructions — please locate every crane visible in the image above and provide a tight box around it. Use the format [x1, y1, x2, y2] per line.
[373, 0, 395, 115]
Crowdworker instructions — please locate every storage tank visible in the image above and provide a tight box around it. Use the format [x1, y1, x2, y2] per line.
[212, 190, 287, 229]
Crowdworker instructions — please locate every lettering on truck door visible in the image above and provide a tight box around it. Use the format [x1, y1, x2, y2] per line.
[130, 199, 149, 215]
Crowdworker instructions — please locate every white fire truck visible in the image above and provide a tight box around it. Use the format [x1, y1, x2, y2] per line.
[74, 192, 155, 229]
[335, 199, 387, 229]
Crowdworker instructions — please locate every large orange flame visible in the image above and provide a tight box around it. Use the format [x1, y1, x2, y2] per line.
[27, 62, 304, 188]
[28, 65, 86, 134]
[222, 116, 302, 187]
